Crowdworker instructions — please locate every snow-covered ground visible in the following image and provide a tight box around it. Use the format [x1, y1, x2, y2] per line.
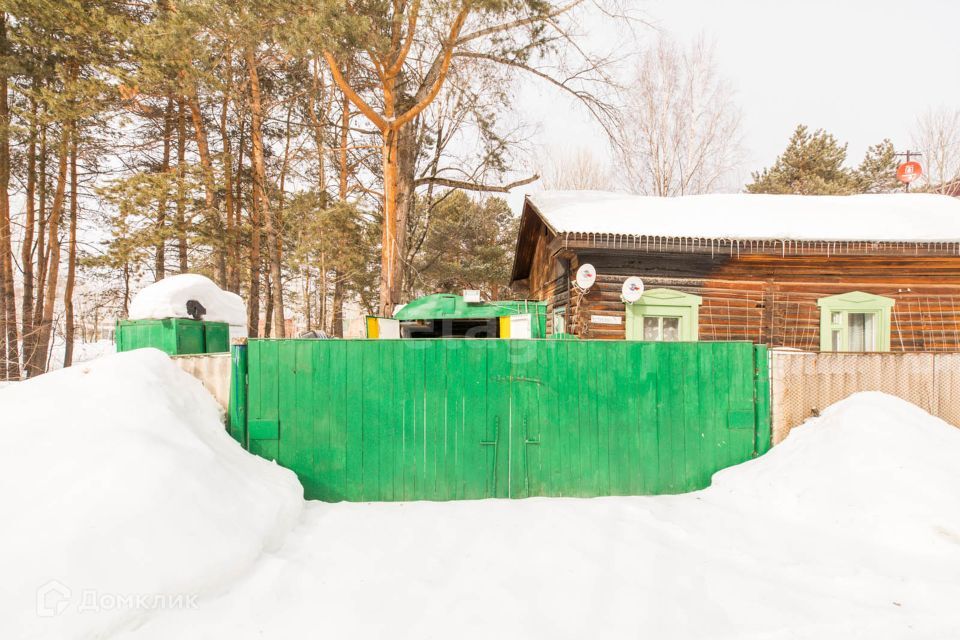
[3, 351, 960, 639]
[0, 350, 302, 639]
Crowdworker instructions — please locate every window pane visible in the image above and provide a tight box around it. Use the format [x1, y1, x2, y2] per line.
[643, 317, 660, 341]
[848, 313, 875, 351]
[553, 307, 565, 334]
[662, 317, 681, 341]
[831, 329, 842, 351]
[831, 311, 842, 326]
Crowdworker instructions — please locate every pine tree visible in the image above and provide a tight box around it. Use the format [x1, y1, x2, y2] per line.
[855, 139, 900, 193]
[746, 125, 857, 195]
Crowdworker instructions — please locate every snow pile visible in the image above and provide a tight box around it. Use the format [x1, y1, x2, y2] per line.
[0, 350, 302, 639]
[124, 392, 960, 640]
[128, 274, 247, 335]
[526, 191, 960, 242]
[710, 392, 960, 541]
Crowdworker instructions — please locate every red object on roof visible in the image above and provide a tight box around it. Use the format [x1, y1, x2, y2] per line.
[897, 161, 922, 184]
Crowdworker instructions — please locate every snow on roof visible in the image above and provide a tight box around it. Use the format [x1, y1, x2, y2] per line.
[525, 191, 960, 242]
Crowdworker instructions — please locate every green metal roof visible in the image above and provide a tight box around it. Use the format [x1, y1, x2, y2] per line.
[394, 293, 545, 321]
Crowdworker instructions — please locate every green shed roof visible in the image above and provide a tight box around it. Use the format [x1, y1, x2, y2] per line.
[394, 294, 545, 321]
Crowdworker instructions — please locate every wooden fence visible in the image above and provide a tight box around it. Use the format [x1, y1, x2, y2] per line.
[770, 350, 960, 443]
[232, 339, 771, 502]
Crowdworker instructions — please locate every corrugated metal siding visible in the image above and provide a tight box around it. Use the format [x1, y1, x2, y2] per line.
[239, 339, 770, 502]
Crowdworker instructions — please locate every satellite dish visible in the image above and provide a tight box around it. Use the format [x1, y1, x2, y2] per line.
[621, 276, 645, 303]
[575, 264, 596, 290]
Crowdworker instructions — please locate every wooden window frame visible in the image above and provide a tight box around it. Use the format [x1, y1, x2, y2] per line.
[816, 291, 894, 352]
[552, 305, 566, 335]
[625, 288, 703, 342]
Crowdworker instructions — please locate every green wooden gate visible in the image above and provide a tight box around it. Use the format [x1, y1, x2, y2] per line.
[233, 339, 770, 502]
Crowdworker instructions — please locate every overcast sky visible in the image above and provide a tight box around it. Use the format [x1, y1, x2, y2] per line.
[507, 0, 960, 211]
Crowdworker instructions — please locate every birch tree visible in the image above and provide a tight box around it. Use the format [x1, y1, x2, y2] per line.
[614, 35, 743, 196]
[911, 106, 960, 192]
[539, 146, 613, 190]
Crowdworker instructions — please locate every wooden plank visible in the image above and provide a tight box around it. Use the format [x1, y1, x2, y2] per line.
[634, 342, 659, 493]
[576, 341, 600, 496]
[754, 345, 772, 456]
[344, 340, 365, 501]
[485, 340, 511, 498]
[441, 341, 463, 501]
[680, 343, 702, 491]
[422, 341, 444, 500]
[595, 341, 615, 496]
[248, 340, 279, 462]
[695, 342, 718, 487]
[459, 341, 487, 500]
[378, 340, 399, 501]
[401, 342, 424, 500]
[276, 341, 309, 494]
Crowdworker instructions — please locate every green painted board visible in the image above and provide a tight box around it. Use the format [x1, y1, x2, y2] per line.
[242, 339, 771, 502]
[116, 318, 229, 355]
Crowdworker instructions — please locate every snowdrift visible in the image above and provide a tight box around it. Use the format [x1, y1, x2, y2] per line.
[128, 274, 247, 335]
[124, 392, 960, 640]
[0, 350, 302, 639]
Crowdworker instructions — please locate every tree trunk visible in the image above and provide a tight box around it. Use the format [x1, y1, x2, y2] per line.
[307, 56, 328, 198]
[220, 59, 238, 292]
[395, 118, 417, 290]
[155, 97, 174, 280]
[0, 18, 19, 380]
[185, 86, 226, 287]
[303, 270, 312, 332]
[332, 269, 344, 337]
[244, 126, 261, 338]
[35, 123, 71, 373]
[319, 255, 327, 332]
[63, 132, 78, 367]
[20, 96, 37, 377]
[122, 261, 130, 316]
[333, 90, 349, 339]
[245, 47, 284, 336]
[27, 121, 48, 376]
[380, 127, 401, 316]
[175, 98, 188, 272]
[339, 90, 349, 199]
[263, 268, 273, 338]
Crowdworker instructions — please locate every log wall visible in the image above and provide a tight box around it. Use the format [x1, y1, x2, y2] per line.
[524, 245, 960, 350]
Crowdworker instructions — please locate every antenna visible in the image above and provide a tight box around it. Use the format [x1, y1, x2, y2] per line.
[575, 264, 596, 291]
[621, 276, 645, 303]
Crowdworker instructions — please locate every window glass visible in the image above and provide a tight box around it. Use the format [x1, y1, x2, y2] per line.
[553, 307, 566, 335]
[831, 329, 842, 351]
[643, 317, 660, 340]
[662, 317, 680, 342]
[641, 316, 682, 341]
[847, 312, 875, 351]
[831, 311, 842, 326]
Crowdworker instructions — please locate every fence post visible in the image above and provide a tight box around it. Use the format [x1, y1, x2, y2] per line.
[228, 339, 249, 446]
[753, 344, 772, 455]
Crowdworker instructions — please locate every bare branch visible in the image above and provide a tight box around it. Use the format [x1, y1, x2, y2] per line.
[413, 173, 539, 192]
